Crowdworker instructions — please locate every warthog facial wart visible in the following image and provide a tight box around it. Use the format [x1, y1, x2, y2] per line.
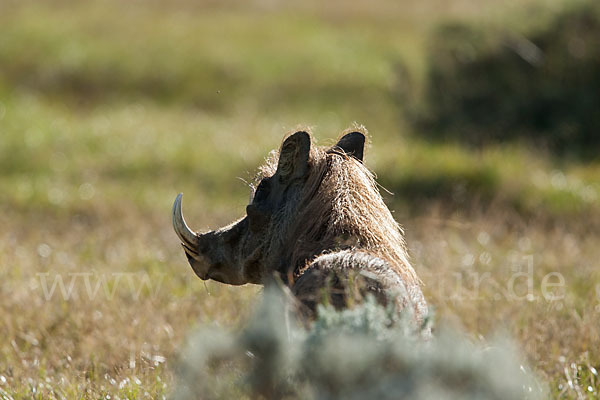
[172, 129, 429, 329]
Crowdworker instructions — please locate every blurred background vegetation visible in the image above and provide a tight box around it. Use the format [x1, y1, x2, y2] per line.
[1, 0, 599, 398]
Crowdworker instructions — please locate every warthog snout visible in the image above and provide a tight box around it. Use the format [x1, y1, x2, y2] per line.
[173, 194, 251, 285]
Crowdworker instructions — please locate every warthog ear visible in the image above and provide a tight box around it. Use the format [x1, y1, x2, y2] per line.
[276, 131, 311, 182]
[332, 131, 365, 162]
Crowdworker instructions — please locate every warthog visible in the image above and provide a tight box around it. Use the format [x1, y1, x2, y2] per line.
[173, 130, 428, 325]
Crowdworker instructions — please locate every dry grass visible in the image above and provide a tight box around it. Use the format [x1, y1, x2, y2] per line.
[0, 208, 259, 398]
[1, 0, 599, 398]
[4, 201, 599, 398]
[407, 210, 600, 394]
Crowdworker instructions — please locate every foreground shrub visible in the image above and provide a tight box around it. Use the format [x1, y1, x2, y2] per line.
[172, 287, 544, 399]
[411, 1, 600, 158]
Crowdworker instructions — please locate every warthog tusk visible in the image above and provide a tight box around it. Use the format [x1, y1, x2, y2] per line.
[172, 193, 198, 248]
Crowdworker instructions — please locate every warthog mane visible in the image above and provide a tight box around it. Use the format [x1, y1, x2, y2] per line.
[256, 127, 419, 288]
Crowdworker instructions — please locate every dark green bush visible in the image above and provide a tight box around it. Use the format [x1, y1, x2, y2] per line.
[412, 2, 600, 158]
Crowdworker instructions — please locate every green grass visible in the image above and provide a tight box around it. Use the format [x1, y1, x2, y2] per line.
[1, 0, 599, 398]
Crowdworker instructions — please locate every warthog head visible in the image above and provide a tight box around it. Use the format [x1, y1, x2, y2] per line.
[173, 130, 327, 285]
[173, 129, 426, 320]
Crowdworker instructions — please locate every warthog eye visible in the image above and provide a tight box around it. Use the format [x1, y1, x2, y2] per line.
[246, 204, 269, 231]
[253, 178, 271, 204]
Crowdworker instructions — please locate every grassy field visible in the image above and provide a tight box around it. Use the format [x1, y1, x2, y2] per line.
[1, 0, 599, 398]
